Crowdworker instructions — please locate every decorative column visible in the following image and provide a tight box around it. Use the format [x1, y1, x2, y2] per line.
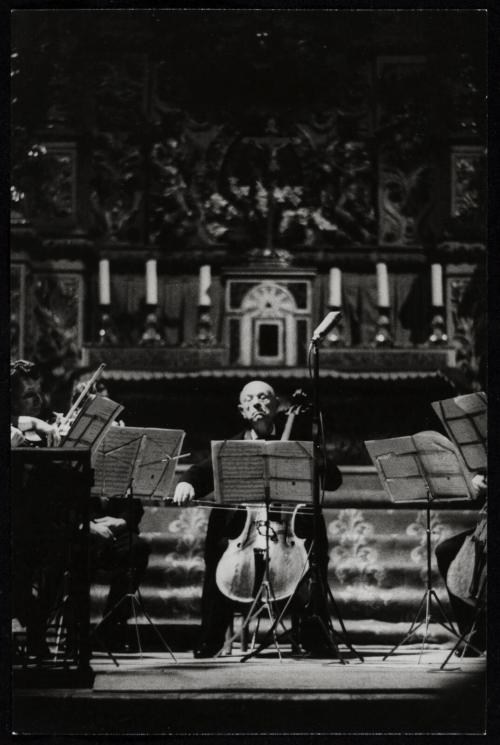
[428, 263, 448, 345]
[195, 264, 216, 346]
[140, 258, 163, 346]
[374, 261, 393, 347]
[326, 267, 345, 346]
[97, 258, 118, 345]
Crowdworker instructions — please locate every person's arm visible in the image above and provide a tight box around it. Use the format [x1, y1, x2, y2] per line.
[173, 455, 214, 505]
[17, 415, 61, 447]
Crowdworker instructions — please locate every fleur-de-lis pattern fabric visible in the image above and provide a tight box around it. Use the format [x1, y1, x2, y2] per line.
[91, 505, 479, 634]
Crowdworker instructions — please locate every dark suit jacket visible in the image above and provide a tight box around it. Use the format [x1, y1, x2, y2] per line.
[183, 427, 342, 499]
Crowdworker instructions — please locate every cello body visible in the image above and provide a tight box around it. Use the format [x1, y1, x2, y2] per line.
[215, 504, 308, 603]
[214, 388, 311, 604]
[447, 510, 487, 606]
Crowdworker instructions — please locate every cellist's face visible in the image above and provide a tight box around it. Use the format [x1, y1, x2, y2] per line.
[238, 381, 277, 432]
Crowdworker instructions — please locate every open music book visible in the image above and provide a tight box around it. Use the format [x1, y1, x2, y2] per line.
[92, 426, 185, 500]
[61, 395, 124, 459]
[211, 440, 313, 504]
[431, 392, 487, 473]
[365, 432, 475, 503]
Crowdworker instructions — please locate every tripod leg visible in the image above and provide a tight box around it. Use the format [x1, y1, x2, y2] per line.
[130, 596, 143, 656]
[92, 628, 120, 667]
[135, 592, 177, 662]
[324, 580, 363, 662]
[430, 589, 459, 635]
[221, 586, 267, 655]
[382, 591, 427, 661]
[261, 587, 282, 659]
[90, 593, 134, 667]
[418, 591, 432, 663]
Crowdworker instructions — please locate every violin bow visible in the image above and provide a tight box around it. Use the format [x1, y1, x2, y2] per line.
[65, 363, 106, 422]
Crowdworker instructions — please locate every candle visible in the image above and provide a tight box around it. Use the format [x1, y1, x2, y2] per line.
[328, 267, 342, 307]
[431, 263, 443, 307]
[376, 262, 390, 308]
[98, 259, 110, 305]
[145, 259, 158, 305]
[199, 264, 212, 306]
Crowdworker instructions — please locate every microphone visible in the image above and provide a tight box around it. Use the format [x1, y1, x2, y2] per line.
[311, 310, 343, 343]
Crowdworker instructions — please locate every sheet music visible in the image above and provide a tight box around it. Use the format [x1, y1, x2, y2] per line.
[365, 432, 474, 503]
[432, 393, 487, 473]
[61, 395, 124, 458]
[212, 440, 313, 504]
[93, 427, 185, 499]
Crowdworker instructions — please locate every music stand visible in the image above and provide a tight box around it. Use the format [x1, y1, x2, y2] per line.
[211, 439, 313, 659]
[91, 426, 184, 663]
[365, 432, 481, 663]
[432, 392, 487, 665]
[432, 392, 487, 475]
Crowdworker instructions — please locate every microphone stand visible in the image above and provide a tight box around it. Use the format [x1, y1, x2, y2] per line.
[242, 338, 362, 663]
[306, 337, 363, 663]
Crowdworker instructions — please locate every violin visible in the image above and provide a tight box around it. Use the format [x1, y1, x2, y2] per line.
[14, 364, 107, 447]
[215, 389, 311, 604]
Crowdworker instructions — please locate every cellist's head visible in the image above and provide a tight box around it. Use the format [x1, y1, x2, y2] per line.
[238, 380, 278, 436]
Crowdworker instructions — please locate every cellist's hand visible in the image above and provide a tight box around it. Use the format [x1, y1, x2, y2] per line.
[173, 482, 195, 506]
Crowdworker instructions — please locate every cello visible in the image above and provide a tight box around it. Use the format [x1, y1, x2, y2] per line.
[215, 390, 311, 603]
[447, 505, 487, 607]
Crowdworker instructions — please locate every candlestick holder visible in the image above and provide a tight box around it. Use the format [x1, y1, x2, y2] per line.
[97, 306, 118, 346]
[194, 304, 217, 347]
[140, 307, 164, 347]
[374, 307, 394, 347]
[428, 308, 448, 346]
[326, 306, 345, 346]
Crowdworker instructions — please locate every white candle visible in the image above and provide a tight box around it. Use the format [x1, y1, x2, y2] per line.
[145, 259, 158, 305]
[199, 264, 212, 306]
[98, 259, 110, 305]
[328, 267, 342, 307]
[431, 263, 444, 307]
[376, 262, 390, 308]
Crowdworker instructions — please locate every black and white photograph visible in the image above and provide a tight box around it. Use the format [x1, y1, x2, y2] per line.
[8, 5, 490, 736]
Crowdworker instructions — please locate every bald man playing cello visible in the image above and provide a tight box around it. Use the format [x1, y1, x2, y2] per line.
[174, 380, 342, 658]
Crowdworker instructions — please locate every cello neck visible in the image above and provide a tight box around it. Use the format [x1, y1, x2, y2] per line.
[281, 411, 296, 442]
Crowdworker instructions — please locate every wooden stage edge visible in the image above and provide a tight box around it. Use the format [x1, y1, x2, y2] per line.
[12, 645, 486, 735]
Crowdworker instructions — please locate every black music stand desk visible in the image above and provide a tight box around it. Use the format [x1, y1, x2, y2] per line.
[365, 432, 478, 663]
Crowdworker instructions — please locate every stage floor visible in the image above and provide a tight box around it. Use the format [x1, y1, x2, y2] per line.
[13, 645, 486, 735]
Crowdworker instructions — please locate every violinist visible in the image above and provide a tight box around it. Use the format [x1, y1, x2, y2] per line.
[10, 359, 61, 447]
[68, 378, 151, 650]
[11, 360, 64, 655]
[174, 380, 342, 658]
[435, 470, 487, 655]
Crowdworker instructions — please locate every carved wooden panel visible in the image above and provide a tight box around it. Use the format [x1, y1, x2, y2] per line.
[450, 146, 486, 234]
[31, 143, 78, 226]
[31, 272, 83, 373]
[377, 56, 437, 246]
[10, 264, 26, 360]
